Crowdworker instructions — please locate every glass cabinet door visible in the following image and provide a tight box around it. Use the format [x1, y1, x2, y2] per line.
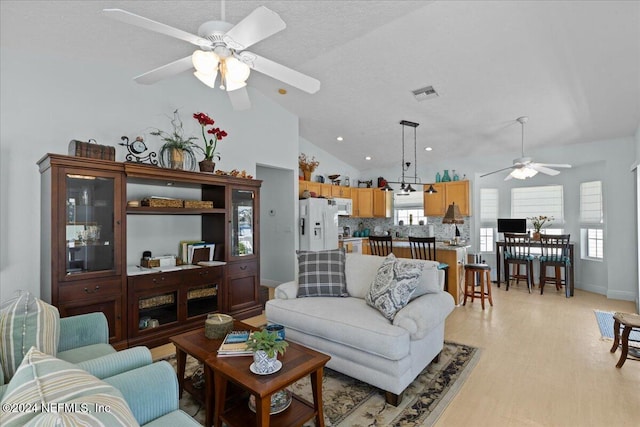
[64, 172, 118, 276]
[230, 188, 256, 257]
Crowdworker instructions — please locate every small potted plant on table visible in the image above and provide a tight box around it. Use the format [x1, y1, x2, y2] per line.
[529, 215, 553, 240]
[246, 329, 288, 374]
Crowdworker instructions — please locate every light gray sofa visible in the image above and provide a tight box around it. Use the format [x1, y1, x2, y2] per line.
[266, 253, 455, 405]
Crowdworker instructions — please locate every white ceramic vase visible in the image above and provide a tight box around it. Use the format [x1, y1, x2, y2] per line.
[253, 350, 279, 374]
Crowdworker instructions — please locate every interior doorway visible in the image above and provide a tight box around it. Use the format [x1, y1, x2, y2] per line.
[256, 165, 296, 290]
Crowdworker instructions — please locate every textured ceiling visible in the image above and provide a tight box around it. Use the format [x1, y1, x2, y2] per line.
[2, 1, 639, 171]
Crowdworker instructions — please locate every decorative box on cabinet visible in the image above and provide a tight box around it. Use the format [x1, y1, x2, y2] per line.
[38, 154, 127, 349]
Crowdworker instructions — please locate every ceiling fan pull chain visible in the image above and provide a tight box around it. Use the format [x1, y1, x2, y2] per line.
[221, 0, 226, 22]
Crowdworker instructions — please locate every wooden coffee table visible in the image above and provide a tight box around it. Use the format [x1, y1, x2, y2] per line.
[207, 340, 331, 427]
[170, 321, 258, 427]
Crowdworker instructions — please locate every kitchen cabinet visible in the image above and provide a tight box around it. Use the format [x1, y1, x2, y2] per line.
[423, 181, 471, 216]
[299, 181, 321, 198]
[373, 189, 392, 218]
[352, 188, 374, 218]
[331, 185, 351, 198]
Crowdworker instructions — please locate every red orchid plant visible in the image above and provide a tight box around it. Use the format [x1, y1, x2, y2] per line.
[193, 112, 228, 161]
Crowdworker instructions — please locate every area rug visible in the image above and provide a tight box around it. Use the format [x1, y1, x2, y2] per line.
[593, 309, 640, 342]
[169, 341, 480, 426]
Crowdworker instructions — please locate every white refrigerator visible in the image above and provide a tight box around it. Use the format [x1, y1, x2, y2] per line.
[299, 198, 339, 251]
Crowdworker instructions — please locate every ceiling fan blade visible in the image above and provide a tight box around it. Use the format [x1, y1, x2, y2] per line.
[239, 52, 320, 93]
[223, 6, 286, 50]
[227, 86, 252, 111]
[529, 164, 561, 176]
[480, 165, 516, 178]
[102, 9, 211, 47]
[534, 163, 572, 169]
[134, 56, 194, 84]
[504, 173, 514, 181]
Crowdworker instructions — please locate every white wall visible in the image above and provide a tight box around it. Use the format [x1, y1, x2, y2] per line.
[299, 136, 360, 185]
[0, 47, 299, 301]
[634, 124, 640, 312]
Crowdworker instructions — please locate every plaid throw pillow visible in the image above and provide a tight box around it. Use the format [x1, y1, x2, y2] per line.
[296, 248, 348, 297]
[366, 254, 423, 320]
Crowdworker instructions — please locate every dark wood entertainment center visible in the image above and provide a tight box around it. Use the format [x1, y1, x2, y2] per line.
[38, 154, 262, 349]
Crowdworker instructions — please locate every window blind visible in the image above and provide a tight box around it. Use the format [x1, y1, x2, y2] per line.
[580, 181, 603, 224]
[480, 188, 498, 223]
[393, 190, 424, 208]
[511, 185, 564, 223]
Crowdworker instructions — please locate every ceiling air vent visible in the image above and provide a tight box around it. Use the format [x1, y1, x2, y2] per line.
[412, 85, 438, 102]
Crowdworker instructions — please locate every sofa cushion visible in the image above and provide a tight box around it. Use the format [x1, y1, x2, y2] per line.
[296, 248, 348, 297]
[345, 253, 386, 298]
[266, 297, 410, 360]
[0, 347, 137, 426]
[366, 254, 423, 320]
[0, 292, 60, 382]
[24, 393, 139, 426]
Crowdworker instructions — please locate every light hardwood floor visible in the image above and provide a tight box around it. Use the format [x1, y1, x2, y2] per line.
[151, 284, 639, 426]
[437, 283, 639, 427]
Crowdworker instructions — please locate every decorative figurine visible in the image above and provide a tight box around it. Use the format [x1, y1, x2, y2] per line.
[119, 136, 158, 165]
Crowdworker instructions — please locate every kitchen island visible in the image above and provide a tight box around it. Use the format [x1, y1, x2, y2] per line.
[390, 240, 469, 305]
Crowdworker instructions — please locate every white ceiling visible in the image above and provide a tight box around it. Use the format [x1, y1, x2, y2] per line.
[2, 1, 639, 171]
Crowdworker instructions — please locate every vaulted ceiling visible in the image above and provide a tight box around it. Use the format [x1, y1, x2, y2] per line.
[2, 1, 639, 170]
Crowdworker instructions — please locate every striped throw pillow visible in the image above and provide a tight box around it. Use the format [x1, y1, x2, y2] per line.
[0, 347, 138, 427]
[0, 292, 60, 382]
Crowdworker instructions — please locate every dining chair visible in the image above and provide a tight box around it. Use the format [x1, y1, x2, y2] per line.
[539, 234, 571, 297]
[368, 235, 393, 256]
[408, 236, 450, 292]
[503, 232, 535, 293]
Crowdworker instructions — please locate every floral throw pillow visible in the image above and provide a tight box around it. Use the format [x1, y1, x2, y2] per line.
[366, 254, 423, 320]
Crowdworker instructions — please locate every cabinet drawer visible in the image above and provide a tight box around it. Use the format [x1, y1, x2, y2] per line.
[129, 272, 181, 291]
[182, 266, 224, 284]
[59, 278, 122, 300]
[227, 260, 257, 276]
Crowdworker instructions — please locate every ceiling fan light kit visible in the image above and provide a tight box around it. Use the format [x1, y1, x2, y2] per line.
[102, 4, 320, 110]
[481, 116, 571, 180]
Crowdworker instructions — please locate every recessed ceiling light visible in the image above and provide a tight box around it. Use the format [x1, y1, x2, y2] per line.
[278, 88, 287, 95]
[425, 147, 433, 151]
[365, 156, 372, 160]
[336, 136, 344, 141]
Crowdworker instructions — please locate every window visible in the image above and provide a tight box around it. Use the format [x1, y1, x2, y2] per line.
[580, 181, 604, 260]
[511, 185, 564, 233]
[393, 191, 424, 225]
[479, 188, 498, 252]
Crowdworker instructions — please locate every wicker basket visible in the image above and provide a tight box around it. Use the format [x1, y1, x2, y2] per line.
[187, 285, 217, 300]
[139, 293, 175, 309]
[141, 198, 183, 208]
[184, 200, 214, 209]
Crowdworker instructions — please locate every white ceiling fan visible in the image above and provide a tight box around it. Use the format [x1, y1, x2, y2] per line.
[480, 116, 571, 180]
[102, 3, 320, 110]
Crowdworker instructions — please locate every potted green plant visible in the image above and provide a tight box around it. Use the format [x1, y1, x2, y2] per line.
[528, 215, 554, 240]
[193, 112, 228, 173]
[151, 109, 199, 170]
[245, 329, 288, 374]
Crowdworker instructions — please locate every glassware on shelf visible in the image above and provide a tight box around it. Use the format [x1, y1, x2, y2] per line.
[442, 170, 451, 182]
[453, 170, 460, 181]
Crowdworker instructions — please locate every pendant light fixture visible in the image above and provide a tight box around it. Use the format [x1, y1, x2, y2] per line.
[382, 120, 431, 193]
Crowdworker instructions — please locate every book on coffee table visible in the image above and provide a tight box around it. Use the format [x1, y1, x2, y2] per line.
[217, 331, 253, 357]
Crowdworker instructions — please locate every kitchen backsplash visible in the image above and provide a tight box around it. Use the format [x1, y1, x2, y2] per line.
[338, 216, 471, 241]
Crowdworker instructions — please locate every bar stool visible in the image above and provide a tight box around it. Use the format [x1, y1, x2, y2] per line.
[610, 312, 640, 368]
[463, 263, 493, 309]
